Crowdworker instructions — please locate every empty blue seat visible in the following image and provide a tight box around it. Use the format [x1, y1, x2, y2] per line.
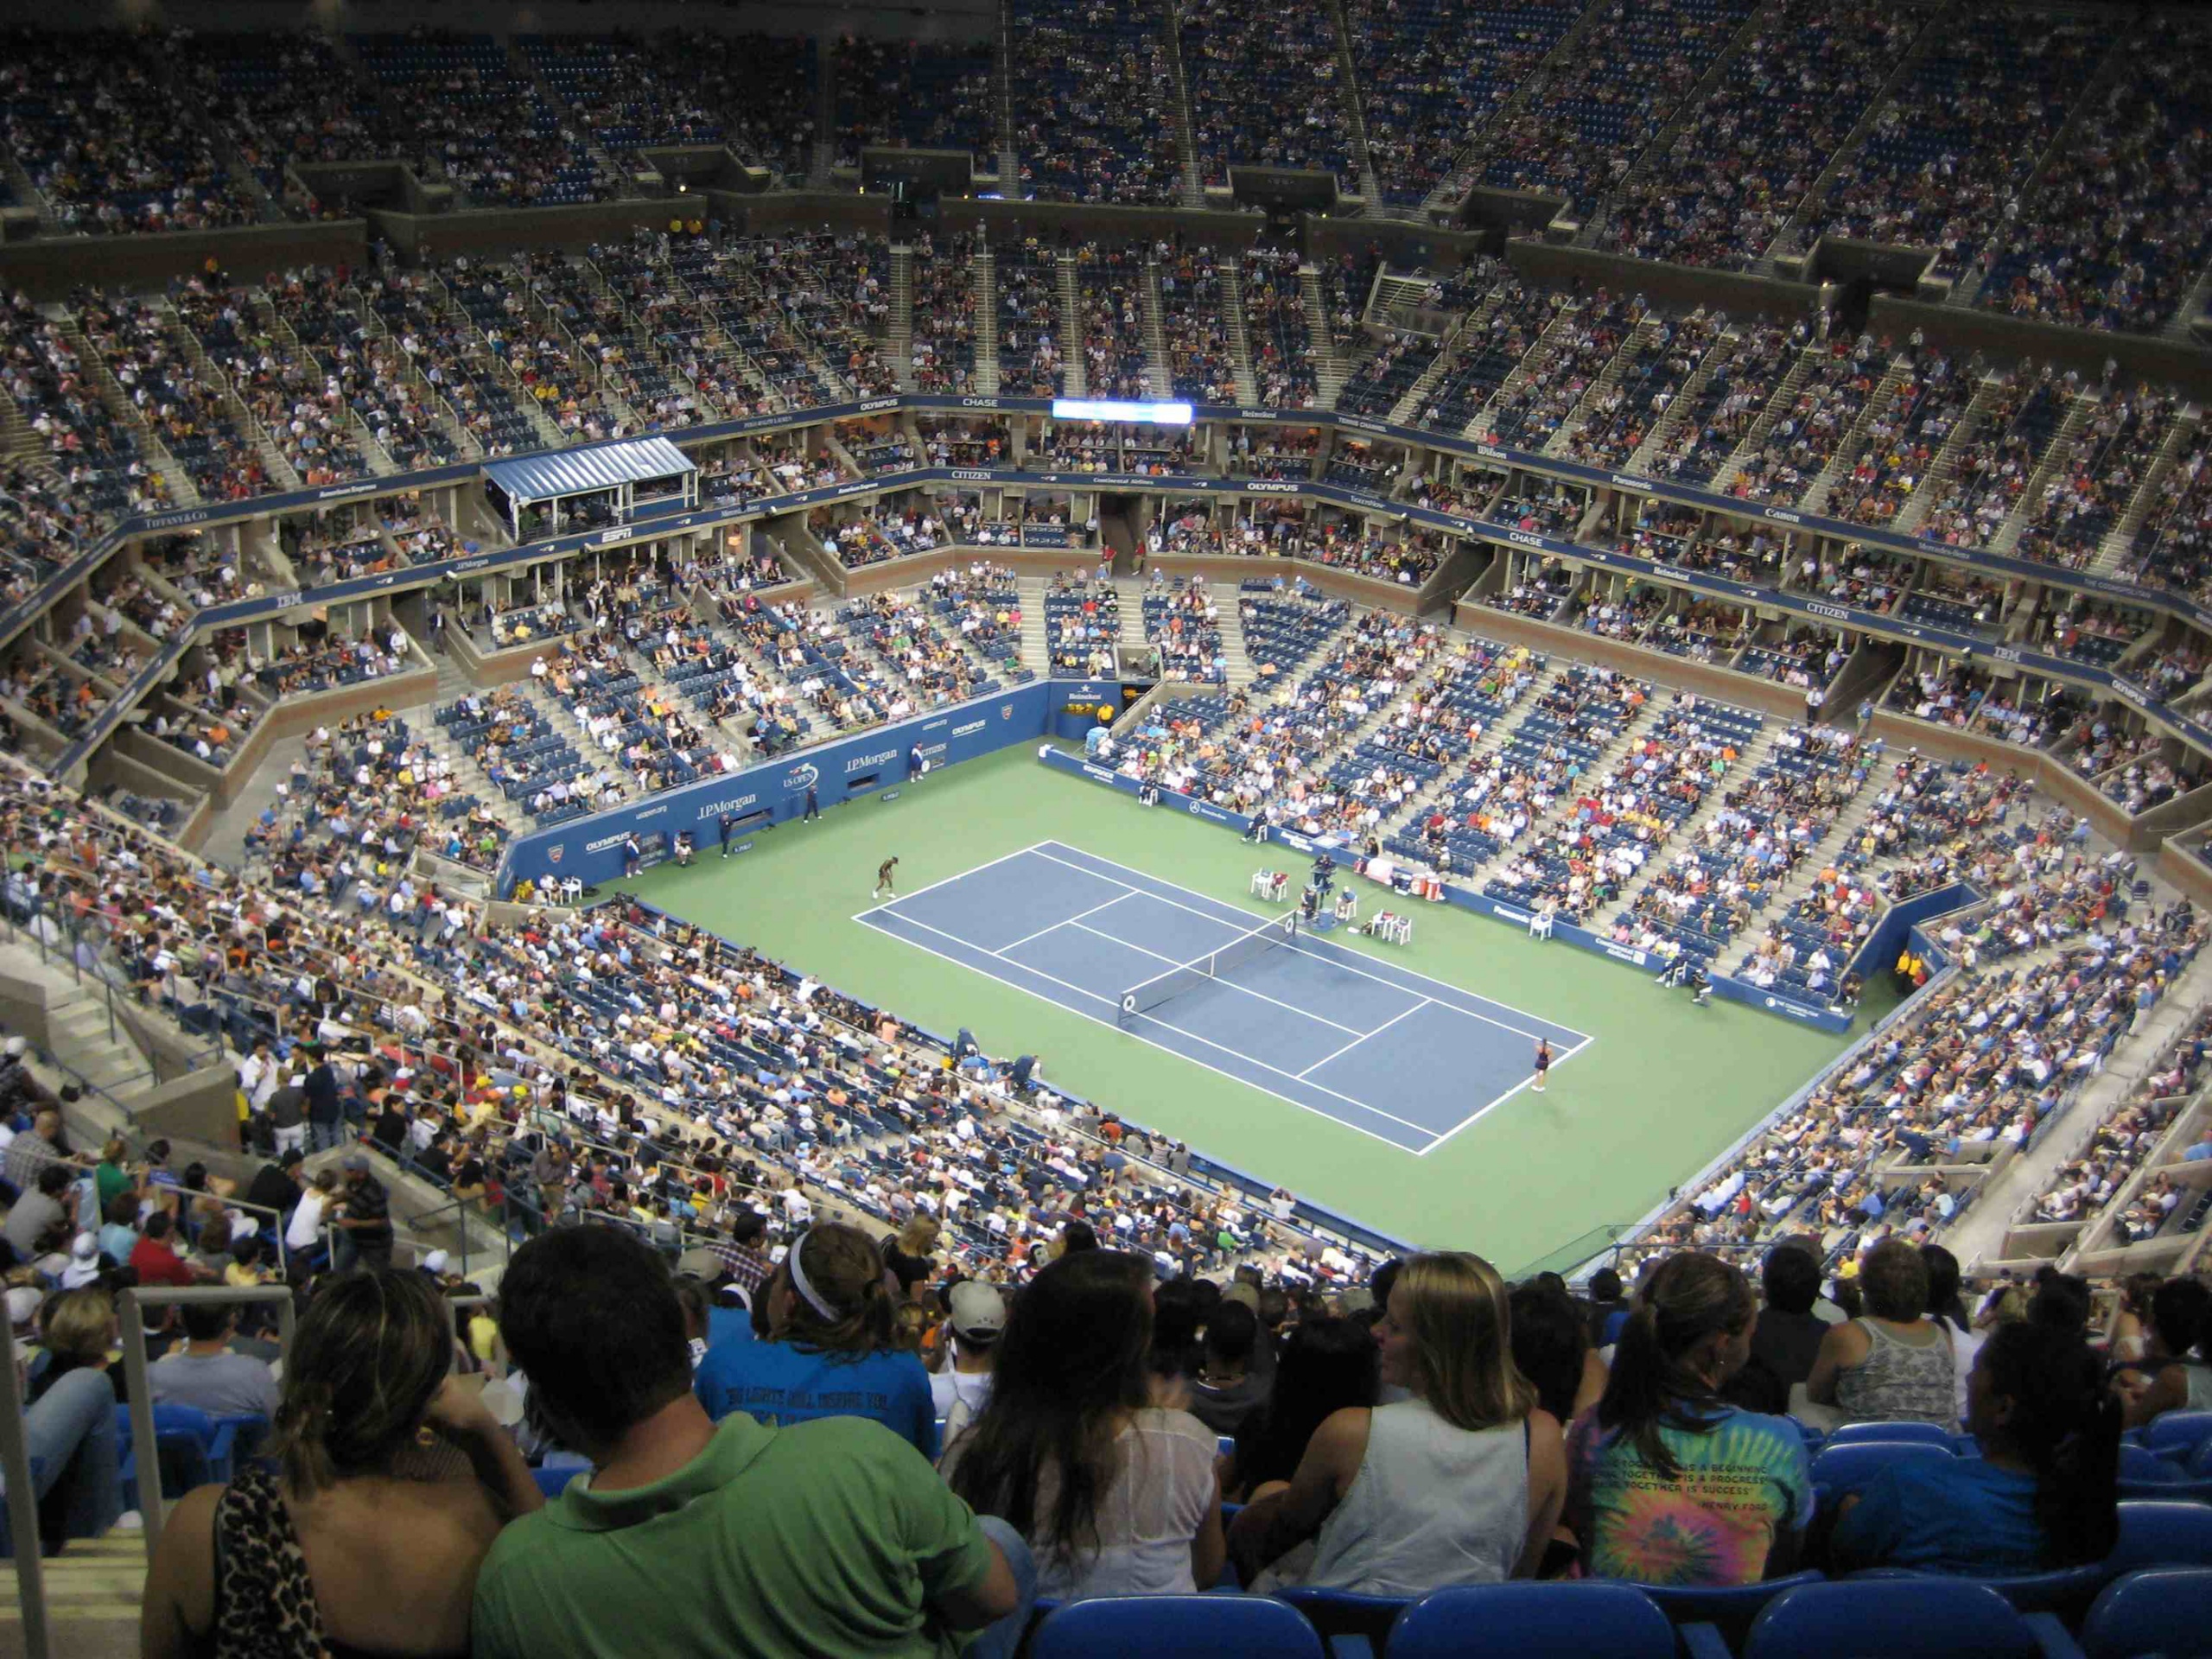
[1741, 1579, 2067, 1659]
[532, 1465, 584, 1499]
[1827, 1421, 1956, 1447]
[2141, 1413, 2212, 1459]
[2078, 1567, 2212, 1659]
[1389, 1582, 1676, 1659]
[1635, 1570, 1824, 1646]
[1810, 1440, 1954, 1498]
[2107, 1501, 2212, 1575]
[1276, 1586, 1412, 1654]
[1031, 1594, 1324, 1659]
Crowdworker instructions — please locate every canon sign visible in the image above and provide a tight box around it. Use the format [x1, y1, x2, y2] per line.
[1762, 509, 1802, 526]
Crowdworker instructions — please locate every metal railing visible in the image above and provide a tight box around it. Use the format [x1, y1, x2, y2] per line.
[116, 1284, 298, 1559]
[0, 887, 227, 1085]
[0, 1283, 296, 1659]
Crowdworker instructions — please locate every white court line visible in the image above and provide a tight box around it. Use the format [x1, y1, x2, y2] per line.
[997, 891, 1135, 955]
[1063, 920, 1371, 1038]
[855, 841, 1055, 919]
[1296, 997, 1432, 1078]
[856, 910, 1432, 1154]
[1033, 842, 1582, 1046]
[1416, 1032, 1601, 1158]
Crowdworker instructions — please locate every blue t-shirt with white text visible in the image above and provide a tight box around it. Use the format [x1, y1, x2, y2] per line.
[694, 1338, 939, 1460]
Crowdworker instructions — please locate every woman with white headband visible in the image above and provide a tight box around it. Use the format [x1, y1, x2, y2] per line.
[693, 1221, 940, 1459]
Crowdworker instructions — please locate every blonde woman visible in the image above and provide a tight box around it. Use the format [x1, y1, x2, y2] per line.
[1229, 1251, 1566, 1594]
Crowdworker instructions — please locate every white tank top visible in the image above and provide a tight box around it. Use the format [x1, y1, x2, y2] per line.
[1305, 1397, 1529, 1596]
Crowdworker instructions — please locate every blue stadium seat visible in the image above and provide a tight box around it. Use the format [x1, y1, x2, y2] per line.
[2107, 1502, 2212, 1575]
[1741, 1580, 2073, 1659]
[1276, 1586, 1414, 1656]
[2077, 1567, 2212, 1659]
[1827, 1422, 1956, 1447]
[1030, 1594, 1325, 1659]
[532, 1465, 583, 1499]
[1809, 1440, 1954, 1497]
[2140, 1413, 2212, 1460]
[1635, 1569, 1825, 1647]
[1389, 1582, 1675, 1659]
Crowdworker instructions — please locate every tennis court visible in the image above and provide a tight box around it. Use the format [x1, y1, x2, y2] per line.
[856, 841, 1592, 1154]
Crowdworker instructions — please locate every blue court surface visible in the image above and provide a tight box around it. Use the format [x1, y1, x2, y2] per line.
[855, 841, 1592, 1154]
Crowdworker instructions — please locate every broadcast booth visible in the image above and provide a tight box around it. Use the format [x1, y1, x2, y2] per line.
[483, 434, 699, 542]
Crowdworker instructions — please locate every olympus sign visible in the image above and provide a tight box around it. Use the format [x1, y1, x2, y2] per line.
[951, 718, 988, 738]
[858, 397, 897, 412]
[585, 832, 631, 854]
[1245, 481, 1300, 493]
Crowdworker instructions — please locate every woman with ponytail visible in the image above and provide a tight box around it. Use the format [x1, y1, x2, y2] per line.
[693, 1220, 940, 1456]
[1832, 1320, 2121, 1574]
[1569, 1252, 1815, 1586]
[141, 1269, 542, 1659]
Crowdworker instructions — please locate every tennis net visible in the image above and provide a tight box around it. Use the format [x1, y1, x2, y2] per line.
[1118, 912, 1300, 1022]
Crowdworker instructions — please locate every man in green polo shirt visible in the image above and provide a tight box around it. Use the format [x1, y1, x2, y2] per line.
[474, 1227, 1031, 1659]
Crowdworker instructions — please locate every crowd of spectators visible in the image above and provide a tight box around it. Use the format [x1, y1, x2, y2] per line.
[1792, 10, 2106, 277]
[1007, 0, 1182, 204]
[1180, 0, 1351, 187]
[1971, 16, 2212, 334]
[1599, 0, 1919, 269]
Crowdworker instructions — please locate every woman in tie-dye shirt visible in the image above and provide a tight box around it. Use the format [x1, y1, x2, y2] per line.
[1565, 1253, 1814, 1586]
